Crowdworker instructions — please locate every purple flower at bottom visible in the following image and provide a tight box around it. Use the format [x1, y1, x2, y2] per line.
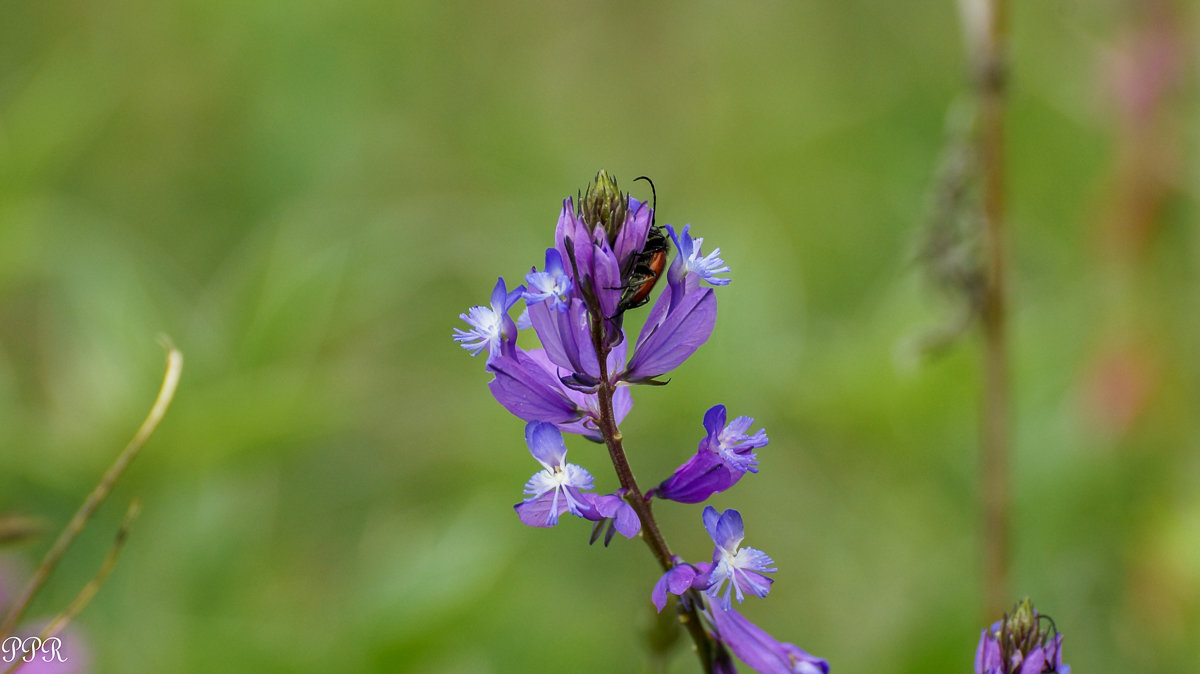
[652, 405, 769, 503]
[514, 422, 595, 528]
[703, 507, 776, 610]
[976, 599, 1070, 674]
[708, 606, 829, 674]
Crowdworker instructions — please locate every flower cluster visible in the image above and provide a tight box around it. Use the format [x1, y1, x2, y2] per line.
[976, 599, 1070, 674]
[455, 171, 826, 673]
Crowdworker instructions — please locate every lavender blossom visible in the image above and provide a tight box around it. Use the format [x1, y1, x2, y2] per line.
[650, 507, 776, 612]
[621, 274, 717, 383]
[524, 248, 573, 312]
[457, 171, 810, 673]
[514, 422, 595, 528]
[708, 606, 830, 674]
[976, 599, 1070, 674]
[703, 506, 777, 610]
[453, 278, 524, 359]
[671, 224, 731, 287]
[581, 490, 641, 543]
[651, 560, 707, 613]
[652, 405, 769, 503]
[486, 347, 584, 425]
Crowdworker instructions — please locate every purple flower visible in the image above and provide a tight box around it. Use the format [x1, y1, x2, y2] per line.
[580, 490, 641, 544]
[489, 346, 631, 442]
[976, 599, 1070, 674]
[708, 606, 829, 674]
[702, 506, 776, 610]
[453, 278, 524, 359]
[526, 297, 601, 383]
[514, 422, 595, 528]
[651, 561, 708, 613]
[487, 347, 584, 425]
[524, 249, 573, 312]
[652, 405, 769, 503]
[553, 198, 625, 326]
[648, 507, 775, 612]
[671, 224, 731, 287]
[621, 273, 717, 383]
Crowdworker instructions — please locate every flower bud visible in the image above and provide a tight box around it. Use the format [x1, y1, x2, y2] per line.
[976, 598, 1070, 674]
[580, 169, 628, 242]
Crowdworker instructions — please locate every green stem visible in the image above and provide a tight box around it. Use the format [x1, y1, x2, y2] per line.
[0, 344, 181, 639]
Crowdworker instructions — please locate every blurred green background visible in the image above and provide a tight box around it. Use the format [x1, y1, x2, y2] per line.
[1, 1, 1197, 671]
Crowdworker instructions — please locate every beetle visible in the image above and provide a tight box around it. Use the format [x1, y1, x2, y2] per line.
[615, 176, 670, 315]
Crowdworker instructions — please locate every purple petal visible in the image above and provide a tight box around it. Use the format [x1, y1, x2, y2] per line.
[490, 276, 523, 313]
[528, 298, 599, 378]
[1018, 650, 1045, 674]
[487, 348, 582, 424]
[708, 606, 829, 674]
[611, 500, 641, 538]
[975, 625, 1002, 674]
[514, 491, 567, 528]
[702, 506, 722, 541]
[527, 343, 633, 441]
[652, 565, 698, 613]
[654, 451, 740, 504]
[711, 509, 746, 552]
[581, 493, 642, 539]
[703, 404, 728, 438]
[525, 421, 568, 468]
[555, 199, 592, 283]
[623, 278, 716, 382]
[592, 236, 624, 322]
[613, 197, 653, 268]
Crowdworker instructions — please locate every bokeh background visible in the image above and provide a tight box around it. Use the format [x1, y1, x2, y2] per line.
[1, 1, 1197, 672]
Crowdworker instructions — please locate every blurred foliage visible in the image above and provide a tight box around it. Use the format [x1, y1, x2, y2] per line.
[1, 1, 1197, 672]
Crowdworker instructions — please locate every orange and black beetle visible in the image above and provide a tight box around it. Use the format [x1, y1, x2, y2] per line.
[616, 176, 670, 314]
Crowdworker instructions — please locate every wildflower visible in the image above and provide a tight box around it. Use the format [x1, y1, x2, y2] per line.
[703, 506, 776, 610]
[671, 224, 731, 287]
[620, 274, 717, 383]
[652, 405, 768, 503]
[581, 490, 641, 544]
[976, 599, 1070, 674]
[651, 559, 708, 613]
[514, 422, 595, 528]
[650, 507, 775, 611]
[453, 278, 524, 359]
[524, 249, 573, 312]
[487, 347, 584, 425]
[708, 606, 829, 674]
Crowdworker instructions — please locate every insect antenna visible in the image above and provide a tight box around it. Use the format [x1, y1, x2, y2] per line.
[633, 175, 656, 228]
